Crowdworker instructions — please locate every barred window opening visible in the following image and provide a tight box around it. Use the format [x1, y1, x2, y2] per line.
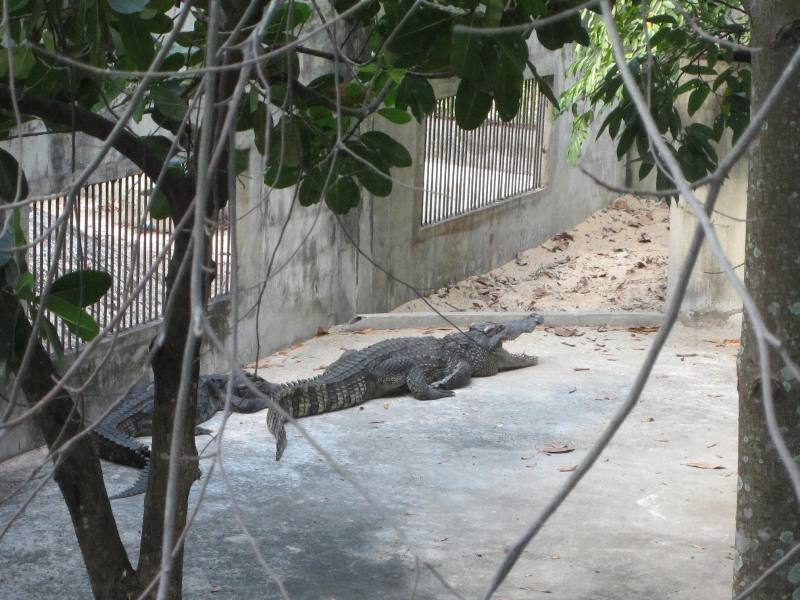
[421, 78, 549, 227]
[28, 172, 231, 350]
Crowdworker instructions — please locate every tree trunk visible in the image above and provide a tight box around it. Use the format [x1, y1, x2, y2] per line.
[0, 290, 134, 598]
[733, 4, 800, 597]
[134, 3, 256, 595]
[135, 224, 203, 600]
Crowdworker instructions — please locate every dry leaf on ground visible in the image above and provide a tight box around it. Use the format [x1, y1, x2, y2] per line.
[541, 443, 575, 455]
[559, 465, 577, 472]
[684, 462, 725, 470]
[628, 326, 659, 333]
[548, 326, 584, 337]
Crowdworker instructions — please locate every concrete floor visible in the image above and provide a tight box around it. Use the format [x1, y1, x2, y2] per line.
[0, 322, 740, 599]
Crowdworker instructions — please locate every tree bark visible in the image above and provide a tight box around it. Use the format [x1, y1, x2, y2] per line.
[134, 3, 256, 596]
[0, 290, 134, 599]
[135, 222, 203, 599]
[733, 4, 800, 598]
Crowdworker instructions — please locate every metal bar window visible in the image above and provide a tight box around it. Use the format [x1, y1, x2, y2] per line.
[28, 172, 231, 350]
[421, 78, 550, 227]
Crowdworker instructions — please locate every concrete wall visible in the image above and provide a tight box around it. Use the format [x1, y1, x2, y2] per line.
[1, 117, 162, 197]
[666, 90, 747, 321]
[1, 43, 627, 460]
[355, 44, 624, 311]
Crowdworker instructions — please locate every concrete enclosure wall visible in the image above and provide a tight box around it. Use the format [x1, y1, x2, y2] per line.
[666, 87, 747, 321]
[1, 44, 627, 460]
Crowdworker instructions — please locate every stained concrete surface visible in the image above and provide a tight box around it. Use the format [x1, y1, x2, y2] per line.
[0, 322, 740, 599]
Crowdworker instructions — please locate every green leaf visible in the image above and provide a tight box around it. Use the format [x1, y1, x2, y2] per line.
[494, 54, 523, 122]
[299, 166, 328, 207]
[681, 64, 717, 76]
[269, 116, 304, 168]
[647, 14, 677, 25]
[0, 224, 13, 269]
[108, 0, 149, 14]
[518, 0, 546, 15]
[355, 163, 392, 197]
[41, 296, 100, 342]
[27, 306, 64, 361]
[15, 271, 34, 301]
[377, 108, 412, 124]
[117, 15, 156, 70]
[44, 270, 112, 308]
[495, 34, 529, 73]
[529, 63, 558, 109]
[150, 84, 187, 122]
[361, 131, 412, 168]
[639, 160, 655, 180]
[0, 47, 37, 79]
[0, 148, 28, 203]
[451, 21, 484, 81]
[149, 189, 171, 219]
[325, 176, 361, 214]
[395, 76, 435, 123]
[264, 165, 301, 189]
[616, 124, 638, 159]
[454, 79, 492, 131]
[688, 84, 710, 117]
[537, 13, 588, 50]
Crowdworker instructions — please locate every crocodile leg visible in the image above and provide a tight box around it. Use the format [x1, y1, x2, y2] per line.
[431, 359, 474, 390]
[406, 366, 455, 400]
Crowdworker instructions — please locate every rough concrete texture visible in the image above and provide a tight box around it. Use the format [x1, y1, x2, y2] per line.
[0, 323, 739, 599]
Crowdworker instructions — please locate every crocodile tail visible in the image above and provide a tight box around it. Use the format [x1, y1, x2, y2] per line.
[266, 407, 287, 461]
[109, 460, 150, 500]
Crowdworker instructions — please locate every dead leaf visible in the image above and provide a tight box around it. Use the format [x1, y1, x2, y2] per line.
[353, 327, 376, 335]
[627, 326, 659, 333]
[316, 327, 329, 336]
[559, 465, 577, 472]
[574, 367, 590, 371]
[683, 462, 725, 470]
[549, 326, 582, 337]
[541, 443, 575, 455]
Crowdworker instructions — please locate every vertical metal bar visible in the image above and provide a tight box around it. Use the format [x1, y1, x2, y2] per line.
[453, 98, 463, 217]
[422, 111, 429, 225]
[478, 110, 487, 210]
[532, 83, 540, 189]
[442, 98, 450, 221]
[146, 174, 153, 320]
[134, 175, 140, 325]
[539, 87, 547, 188]
[530, 83, 538, 189]
[435, 99, 443, 223]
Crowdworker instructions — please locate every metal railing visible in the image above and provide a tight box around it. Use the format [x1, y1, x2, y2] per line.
[28, 172, 230, 349]
[421, 78, 549, 226]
